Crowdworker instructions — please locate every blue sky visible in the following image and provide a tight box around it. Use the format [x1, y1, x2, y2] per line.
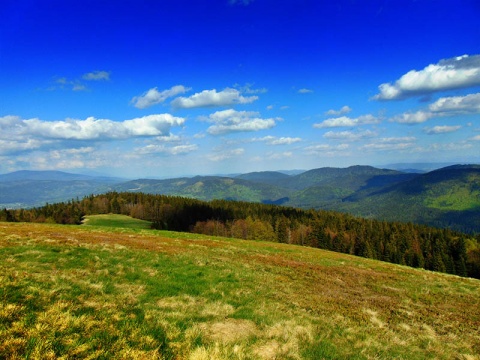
[1, 0, 479, 178]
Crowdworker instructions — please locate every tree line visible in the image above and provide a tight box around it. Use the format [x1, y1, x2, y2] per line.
[1, 191, 479, 278]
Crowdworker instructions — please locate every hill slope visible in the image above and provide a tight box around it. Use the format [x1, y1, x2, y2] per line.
[111, 175, 292, 203]
[1, 222, 479, 359]
[338, 164, 480, 233]
[1, 165, 479, 232]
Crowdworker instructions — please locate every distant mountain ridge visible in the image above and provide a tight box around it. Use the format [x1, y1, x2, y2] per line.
[1, 164, 479, 233]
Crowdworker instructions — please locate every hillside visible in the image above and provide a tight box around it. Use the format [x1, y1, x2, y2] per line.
[1, 221, 479, 359]
[337, 165, 480, 233]
[112, 176, 291, 203]
[1, 164, 479, 232]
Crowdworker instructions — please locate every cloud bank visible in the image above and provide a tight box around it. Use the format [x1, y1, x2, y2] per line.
[0, 114, 185, 154]
[391, 92, 480, 124]
[373, 54, 480, 100]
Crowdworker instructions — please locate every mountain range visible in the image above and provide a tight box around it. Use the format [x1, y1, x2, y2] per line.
[1, 164, 479, 233]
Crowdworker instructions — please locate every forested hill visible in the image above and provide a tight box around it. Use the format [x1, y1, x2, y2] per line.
[1, 164, 479, 233]
[1, 191, 479, 280]
[335, 164, 480, 234]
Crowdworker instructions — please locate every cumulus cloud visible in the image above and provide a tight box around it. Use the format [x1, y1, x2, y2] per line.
[390, 111, 432, 124]
[323, 129, 377, 141]
[314, 114, 380, 128]
[373, 54, 480, 100]
[202, 109, 279, 135]
[391, 92, 480, 124]
[0, 114, 185, 154]
[429, 92, 480, 114]
[424, 125, 462, 135]
[131, 85, 190, 109]
[83, 70, 110, 81]
[325, 105, 352, 116]
[252, 136, 302, 145]
[171, 88, 258, 109]
[21, 115, 185, 140]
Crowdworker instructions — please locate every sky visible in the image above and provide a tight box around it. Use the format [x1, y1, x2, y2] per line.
[1, 0, 480, 178]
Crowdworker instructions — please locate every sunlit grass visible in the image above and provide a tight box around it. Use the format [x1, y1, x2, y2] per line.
[82, 214, 152, 229]
[1, 221, 479, 359]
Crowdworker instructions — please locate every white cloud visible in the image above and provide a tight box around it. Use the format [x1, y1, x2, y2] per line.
[304, 143, 350, 156]
[298, 88, 313, 94]
[203, 109, 279, 135]
[314, 114, 380, 128]
[131, 85, 190, 109]
[171, 88, 258, 109]
[134, 143, 198, 156]
[472, 135, 480, 141]
[373, 54, 480, 100]
[323, 130, 377, 141]
[208, 148, 245, 161]
[428, 92, 480, 114]
[82, 71, 110, 81]
[252, 136, 302, 145]
[424, 125, 462, 135]
[390, 111, 432, 124]
[325, 105, 352, 116]
[360, 137, 416, 151]
[268, 137, 302, 145]
[391, 92, 480, 124]
[0, 114, 185, 144]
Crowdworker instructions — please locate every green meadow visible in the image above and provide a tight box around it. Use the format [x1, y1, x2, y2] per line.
[1, 217, 479, 359]
[82, 214, 152, 230]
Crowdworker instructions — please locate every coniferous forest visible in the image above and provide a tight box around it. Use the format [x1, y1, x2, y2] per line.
[1, 191, 479, 279]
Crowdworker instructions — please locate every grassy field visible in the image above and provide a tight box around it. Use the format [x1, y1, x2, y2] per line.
[82, 214, 152, 229]
[1, 219, 480, 359]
